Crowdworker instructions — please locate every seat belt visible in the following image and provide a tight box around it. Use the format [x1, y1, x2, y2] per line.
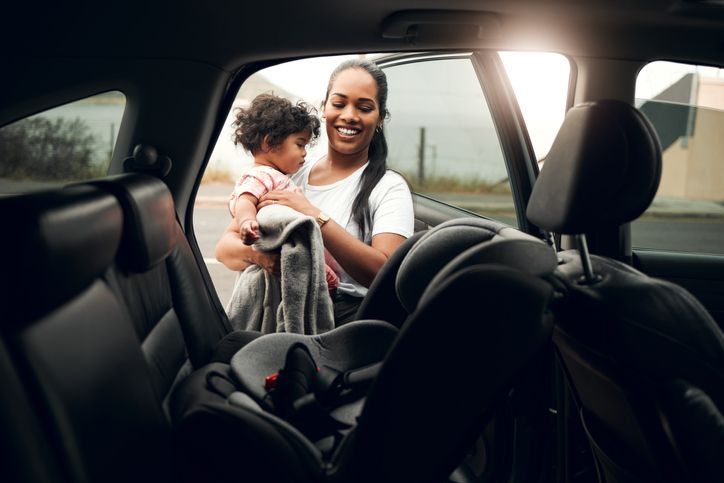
[265, 342, 382, 442]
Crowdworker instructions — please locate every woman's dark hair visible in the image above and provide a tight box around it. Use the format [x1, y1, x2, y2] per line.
[232, 93, 320, 153]
[324, 59, 390, 240]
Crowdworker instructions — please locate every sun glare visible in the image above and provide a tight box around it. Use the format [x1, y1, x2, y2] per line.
[499, 51, 571, 159]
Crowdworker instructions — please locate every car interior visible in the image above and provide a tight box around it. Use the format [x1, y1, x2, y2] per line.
[1, 1, 723, 483]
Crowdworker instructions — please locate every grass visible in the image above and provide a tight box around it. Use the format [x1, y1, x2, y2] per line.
[201, 167, 234, 184]
[402, 172, 512, 194]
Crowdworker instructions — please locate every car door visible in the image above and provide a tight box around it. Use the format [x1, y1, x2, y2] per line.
[632, 60, 724, 329]
[377, 52, 545, 236]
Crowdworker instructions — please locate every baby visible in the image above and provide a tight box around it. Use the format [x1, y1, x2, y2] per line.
[228, 93, 339, 292]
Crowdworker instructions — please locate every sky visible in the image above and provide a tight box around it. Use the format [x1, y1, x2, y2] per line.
[260, 54, 364, 104]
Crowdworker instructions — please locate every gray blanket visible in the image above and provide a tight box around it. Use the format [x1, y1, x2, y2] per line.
[226, 204, 335, 334]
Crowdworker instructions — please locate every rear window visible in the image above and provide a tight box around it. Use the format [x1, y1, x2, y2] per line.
[0, 91, 125, 194]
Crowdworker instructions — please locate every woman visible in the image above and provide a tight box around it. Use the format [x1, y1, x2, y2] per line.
[215, 58, 414, 325]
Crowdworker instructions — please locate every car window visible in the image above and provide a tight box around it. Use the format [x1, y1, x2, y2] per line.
[0, 91, 125, 194]
[634, 61, 724, 255]
[382, 56, 516, 227]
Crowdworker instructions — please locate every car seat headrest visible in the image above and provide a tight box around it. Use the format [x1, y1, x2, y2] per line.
[90, 174, 177, 272]
[418, 237, 558, 309]
[395, 218, 523, 313]
[0, 186, 122, 324]
[526, 99, 662, 234]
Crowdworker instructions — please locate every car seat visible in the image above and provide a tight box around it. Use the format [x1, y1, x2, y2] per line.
[526, 99, 724, 483]
[173, 217, 558, 482]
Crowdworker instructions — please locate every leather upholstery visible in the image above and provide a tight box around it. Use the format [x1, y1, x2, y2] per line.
[658, 380, 724, 481]
[91, 174, 177, 272]
[527, 99, 662, 233]
[93, 173, 233, 407]
[551, 251, 724, 481]
[0, 185, 173, 483]
[0, 186, 122, 323]
[527, 99, 724, 482]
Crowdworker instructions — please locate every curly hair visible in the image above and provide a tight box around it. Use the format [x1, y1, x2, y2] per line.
[232, 94, 321, 153]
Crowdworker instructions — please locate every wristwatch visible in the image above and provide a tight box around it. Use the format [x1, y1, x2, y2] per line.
[316, 211, 330, 228]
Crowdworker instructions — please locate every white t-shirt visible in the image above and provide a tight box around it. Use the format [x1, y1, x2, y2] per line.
[291, 157, 414, 298]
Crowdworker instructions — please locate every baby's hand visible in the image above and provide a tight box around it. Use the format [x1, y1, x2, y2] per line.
[239, 219, 260, 245]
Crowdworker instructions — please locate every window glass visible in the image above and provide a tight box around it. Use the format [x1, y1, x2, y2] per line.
[0, 91, 125, 194]
[383, 57, 516, 227]
[499, 51, 571, 162]
[634, 61, 724, 254]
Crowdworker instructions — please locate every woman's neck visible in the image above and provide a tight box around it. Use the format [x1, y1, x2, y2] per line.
[326, 147, 369, 170]
[309, 148, 369, 185]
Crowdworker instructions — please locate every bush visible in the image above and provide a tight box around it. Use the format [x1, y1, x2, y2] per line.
[0, 116, 106, 181]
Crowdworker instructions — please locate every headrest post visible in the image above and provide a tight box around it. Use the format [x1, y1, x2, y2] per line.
[575, 234, 600, 284]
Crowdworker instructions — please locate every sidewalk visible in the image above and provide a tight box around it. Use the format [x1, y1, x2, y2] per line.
[195, 182, 234, 207]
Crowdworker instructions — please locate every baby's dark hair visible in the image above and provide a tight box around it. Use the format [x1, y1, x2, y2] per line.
[232, 93, 320, 153]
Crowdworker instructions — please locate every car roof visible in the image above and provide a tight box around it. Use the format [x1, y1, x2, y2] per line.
[6, 1, 724, 67]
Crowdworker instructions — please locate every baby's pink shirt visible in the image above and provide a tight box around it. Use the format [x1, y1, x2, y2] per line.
[228, 165, 295, 216]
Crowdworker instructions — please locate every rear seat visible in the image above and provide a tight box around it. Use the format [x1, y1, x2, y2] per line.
[0, 185, 173, 483]
[89, 173, 262, 413]
[0, 173, 263, 482]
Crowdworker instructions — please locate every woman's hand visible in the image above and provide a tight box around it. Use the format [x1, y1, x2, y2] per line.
[258, 187, 318, 217]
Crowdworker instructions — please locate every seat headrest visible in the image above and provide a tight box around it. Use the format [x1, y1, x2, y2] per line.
[418, 237, 557, 309]
[527, 99, 662, 234]
[0, 186, 122, 324]
[395, 218, 528, 313]
[90, 174, 177, 272]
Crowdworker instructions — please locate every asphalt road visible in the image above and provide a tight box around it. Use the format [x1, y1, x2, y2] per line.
[192, 197, 724, 307]
[193, 206, 238, 306]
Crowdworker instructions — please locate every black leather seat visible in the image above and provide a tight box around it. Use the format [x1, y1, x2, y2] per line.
[174, 217, 558, 483]
[526, 99, 724, 483]
[0, 185, 173, 483]
[90, 173, 252, 411]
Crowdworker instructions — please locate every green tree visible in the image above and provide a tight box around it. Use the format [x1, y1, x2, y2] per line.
[0, 116, 106, 181]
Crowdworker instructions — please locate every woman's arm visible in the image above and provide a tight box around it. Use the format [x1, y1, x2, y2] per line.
[215, 220, 280, 275]
[258, 189, 406, 287]
[320, 221, 406, 287]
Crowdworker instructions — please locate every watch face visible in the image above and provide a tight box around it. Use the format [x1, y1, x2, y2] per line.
[317, 212, 330, 225]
